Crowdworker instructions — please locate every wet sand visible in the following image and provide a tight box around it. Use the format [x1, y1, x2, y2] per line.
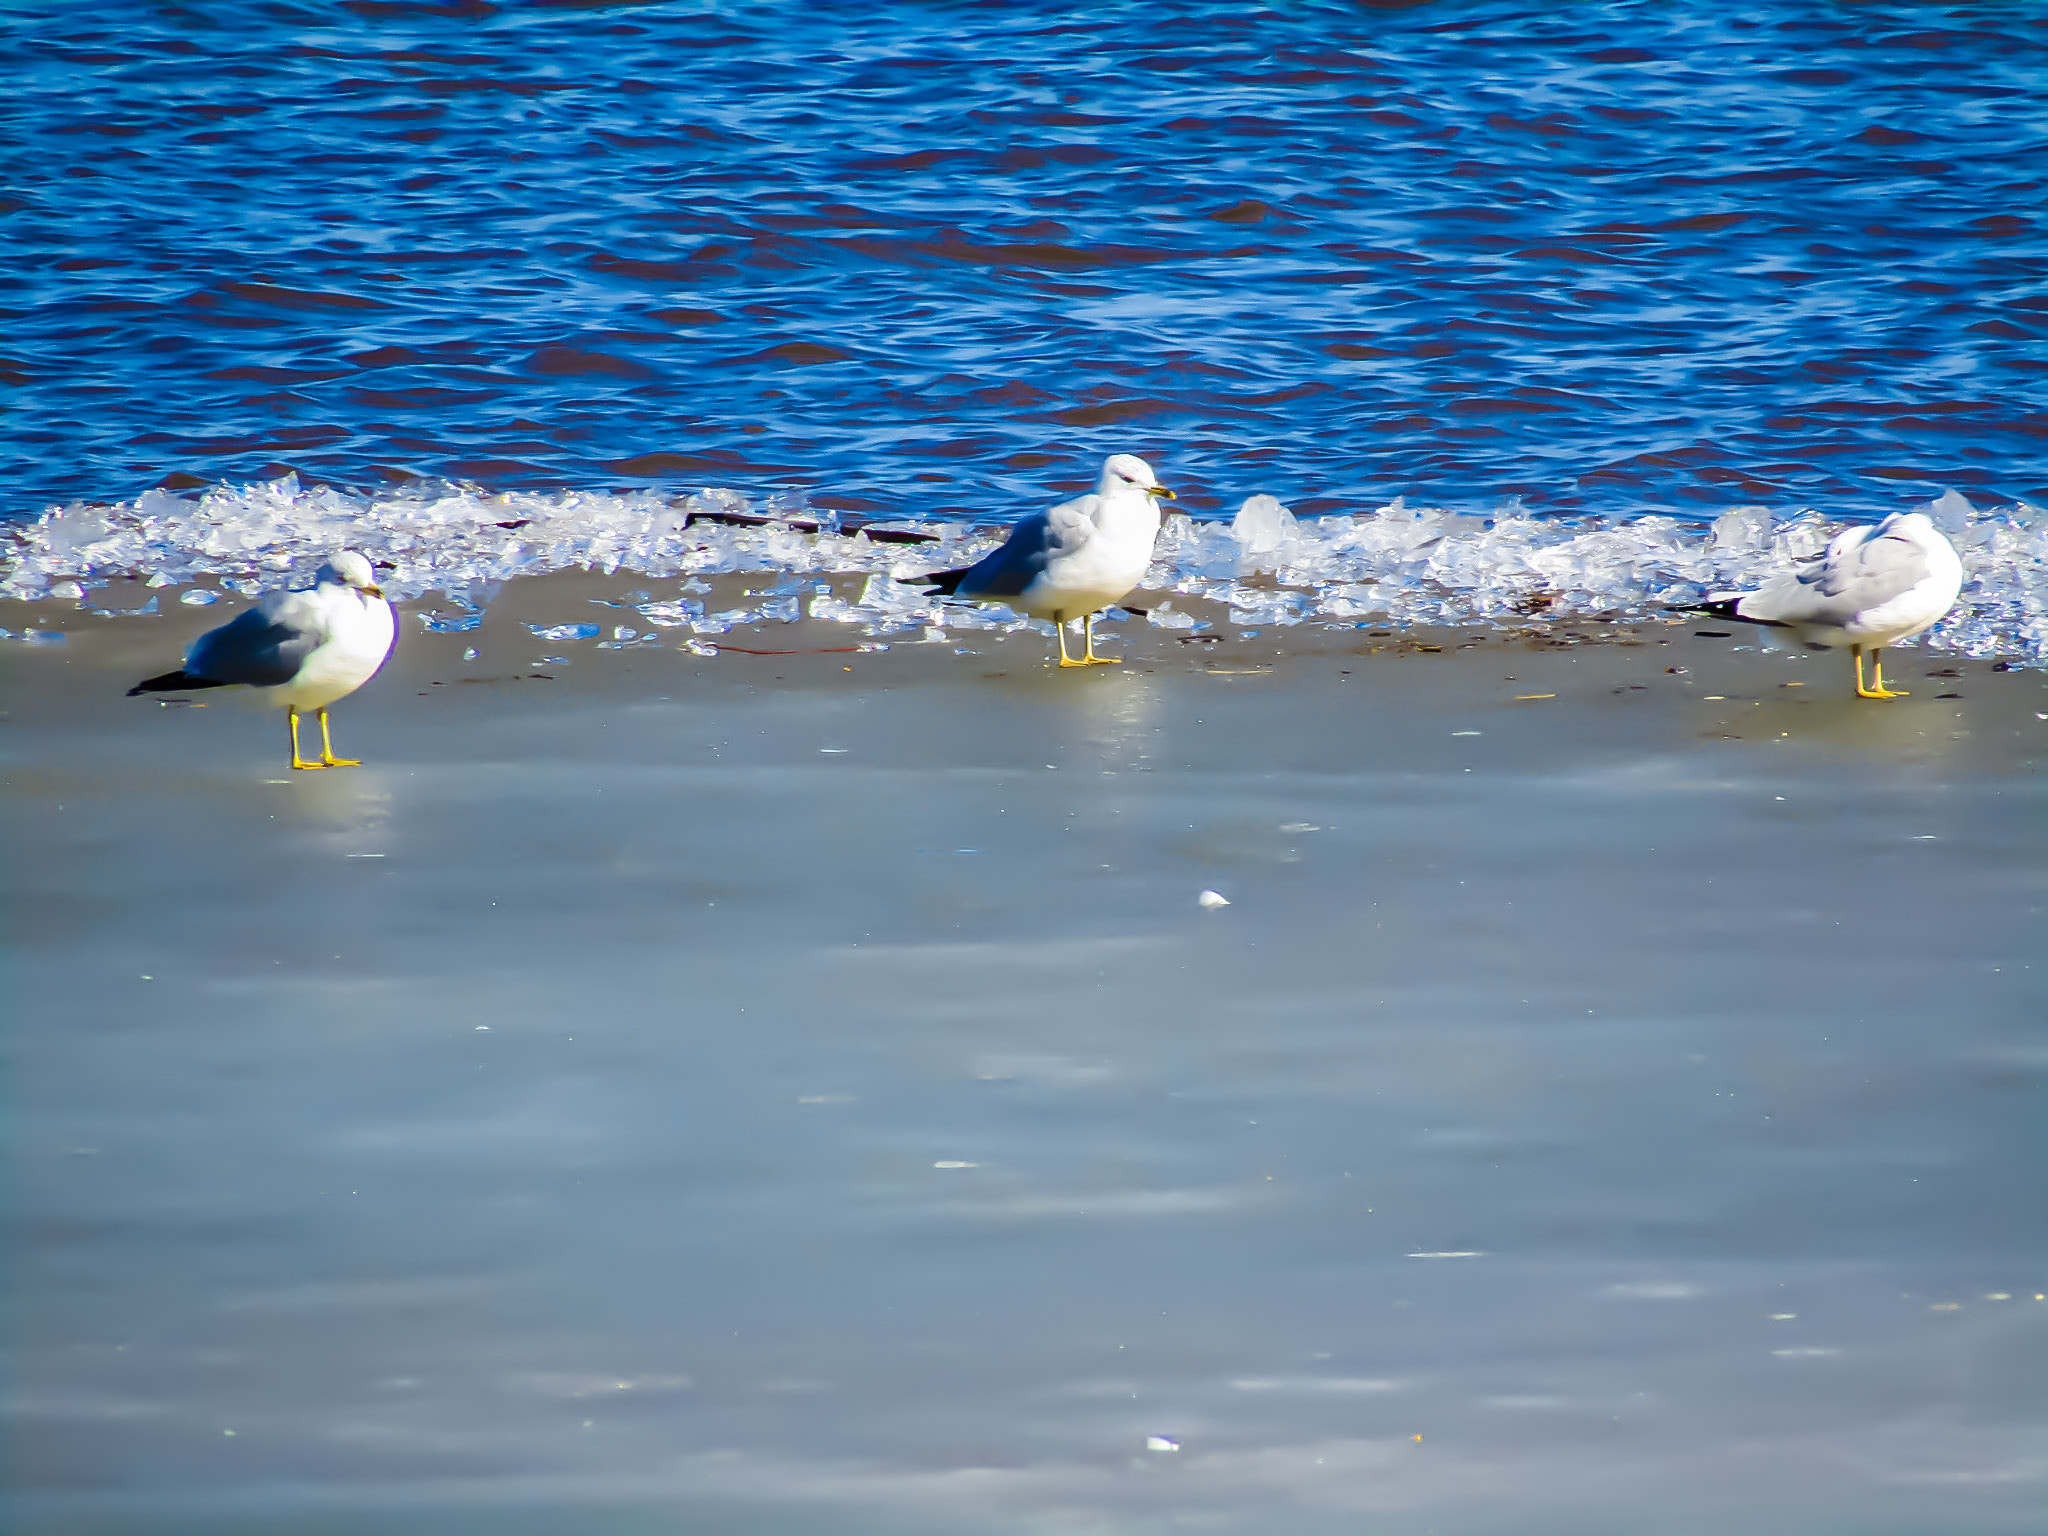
[5, 575, 2045, 1535]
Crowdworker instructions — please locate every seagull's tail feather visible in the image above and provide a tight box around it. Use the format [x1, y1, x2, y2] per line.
[127, 670, 230, 697]
[1671, 598, 1787, 628]
[895, 567, 972, 595]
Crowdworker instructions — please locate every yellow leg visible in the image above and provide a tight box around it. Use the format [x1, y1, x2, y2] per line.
[316, 708, 361, 767]
[1854, 644, 1907, 700]
[1056, 616, 1085, 667]
[1079, 611, 1120, 665]
[288, 707, 325, 770]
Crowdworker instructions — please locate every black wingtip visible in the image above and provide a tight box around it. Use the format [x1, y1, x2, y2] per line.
[128, 670, 228, 696]
[896, 567, 971, 596]
[1671, 598, 1785, 628]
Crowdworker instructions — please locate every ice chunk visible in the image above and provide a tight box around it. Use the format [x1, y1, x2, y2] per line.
[1924, 488, 1977, 536]
[1197, 889, 1230, 909]
[1232, 494, 1297, 555]
[636, 598, 704, 628]
[808, 591, 869, 625]
[1710, 504, 1772, 551]
[526, 623, 602, 641]
[179, 589, 221, 606]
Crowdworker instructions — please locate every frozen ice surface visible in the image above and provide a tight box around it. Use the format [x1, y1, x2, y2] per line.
[3, 476, 2042, 665]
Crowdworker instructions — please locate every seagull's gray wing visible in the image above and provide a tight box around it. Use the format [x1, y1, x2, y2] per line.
[1739, 524, 1932, 627]
[957, 498, 1097, 599]
[186, 589, 326, 686]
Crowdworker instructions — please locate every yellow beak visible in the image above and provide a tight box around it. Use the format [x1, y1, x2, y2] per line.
[1150, 485, 1176, 501]
[365, 584, 385, 598]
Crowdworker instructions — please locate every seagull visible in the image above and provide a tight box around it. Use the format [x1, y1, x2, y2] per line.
[1693, 512, 1962, 698]
[128, 551, 396, 768]
[896, 453, 1174, 666]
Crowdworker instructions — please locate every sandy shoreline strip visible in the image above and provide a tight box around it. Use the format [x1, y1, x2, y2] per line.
[7, 568, 2044, 778]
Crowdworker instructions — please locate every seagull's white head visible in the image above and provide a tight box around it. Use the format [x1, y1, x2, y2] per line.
[318, 550, 383, 597]
[1102, 453, 1174, 500]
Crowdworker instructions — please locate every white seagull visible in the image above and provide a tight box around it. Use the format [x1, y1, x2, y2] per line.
[129, 551, 397, 768]
[897, 453, 1174, 667]
[1696, 511, 1962, 699]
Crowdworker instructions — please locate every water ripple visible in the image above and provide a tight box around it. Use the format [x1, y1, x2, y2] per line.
[2, 1, 2043, 522]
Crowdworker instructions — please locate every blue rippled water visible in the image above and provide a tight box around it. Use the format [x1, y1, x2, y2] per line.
[3, 0, 2044, 526]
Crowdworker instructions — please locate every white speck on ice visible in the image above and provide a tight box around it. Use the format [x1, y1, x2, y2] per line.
[933, 1160, 979, 1169]
[1146, 1435, 1181, 1452]
[1198, 889, 1230, 909]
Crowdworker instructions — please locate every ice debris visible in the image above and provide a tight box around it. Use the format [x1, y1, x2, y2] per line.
[1232, 493, 1298, 559]
[1, 476, 2041, 666]
[1198, 889, 1231, 910]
